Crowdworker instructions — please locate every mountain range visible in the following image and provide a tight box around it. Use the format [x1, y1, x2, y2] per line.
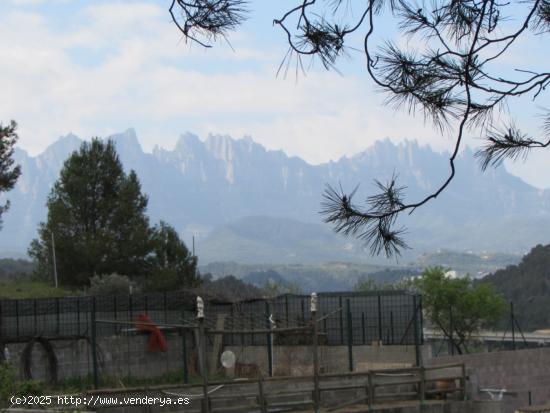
[1, 129, 550, 264]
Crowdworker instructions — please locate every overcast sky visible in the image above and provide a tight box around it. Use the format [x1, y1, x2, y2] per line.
[1, 0, 549, 188]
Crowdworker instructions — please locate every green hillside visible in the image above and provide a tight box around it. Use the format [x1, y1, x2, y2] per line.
[483, 244, 550, 331]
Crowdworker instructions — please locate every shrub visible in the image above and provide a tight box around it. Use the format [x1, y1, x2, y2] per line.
[89, 273, 132, 296]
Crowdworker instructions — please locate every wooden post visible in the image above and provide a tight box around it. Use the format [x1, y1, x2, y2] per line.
[197, 297, 209, 413]
[367, 370, 374, 408]
[258, 375, 268, 413]
[311, 293, 320, 413]
[419, 366, 426, 403]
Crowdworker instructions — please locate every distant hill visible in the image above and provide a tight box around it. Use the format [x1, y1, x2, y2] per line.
[198, 215, 379, 264]
[200, 261, 409, 292]
[243, 270, 289, 288]
[2, 129, 550, 262]
[417, 250, 520, 278]
[0, 258, 34, 279]
[483, 244, 550, 331]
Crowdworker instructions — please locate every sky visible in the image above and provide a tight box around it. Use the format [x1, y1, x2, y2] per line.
[1, 0, 549, 187]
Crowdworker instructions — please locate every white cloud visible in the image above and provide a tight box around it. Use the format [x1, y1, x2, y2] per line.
[0, 1, 548, 189]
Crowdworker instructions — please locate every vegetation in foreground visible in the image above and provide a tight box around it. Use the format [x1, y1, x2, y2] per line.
[356, 266, 506, 354]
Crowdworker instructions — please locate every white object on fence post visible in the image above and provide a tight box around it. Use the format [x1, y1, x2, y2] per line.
[196, 295, 209, 413]
[197, 296, 205, 319]
[310, 292, 318, 313]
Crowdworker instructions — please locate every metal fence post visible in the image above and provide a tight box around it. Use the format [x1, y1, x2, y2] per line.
[413, 295, 421, 367]
[163, 292, 168, 324]
[15, 300, 19, 337]
[56, 297, 60, 335]
[377, 294, 383, 343]
[361, 312, 366, 344]
[311, 293, 320, 413]
[91, 296, 99, 389]
[76, 298, 81, 336]
[390, 311, 394, 344]
[33, 300, 38, 335]
[250, 313, 255, 346]
[113, 296, 117, 321]
[419, 366, 426, 403]
[265, 301, 273, 377]
[419, 295, 424, 345]
[339, 296, 344, 345]
[182, 329, 189, 384]
[346, 299, 353, 372]
[449, 304, 454, 355]
[511, 302, 516, 350]
[285, 295, 289, 326]
[129, 294, 133, 322]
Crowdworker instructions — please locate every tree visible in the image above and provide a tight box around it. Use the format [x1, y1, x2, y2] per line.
[413, 267, 505, 354]
[354, 276, 413, 292]
[143, 221, 201, 292]
[262, 279, 302, 297]
[0, 121, 22, 227]
[167, 0, 550, 256]
[28, 139, 152, 287]
[200, 274, 264, 301]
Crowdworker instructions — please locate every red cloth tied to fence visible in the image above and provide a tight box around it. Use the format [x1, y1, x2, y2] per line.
[135, 314, 168, 352]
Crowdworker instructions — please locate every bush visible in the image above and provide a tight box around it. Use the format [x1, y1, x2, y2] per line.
[0, 363, 15, 404]
[0, 363, 43, 407]
[89, 273, 132, 295]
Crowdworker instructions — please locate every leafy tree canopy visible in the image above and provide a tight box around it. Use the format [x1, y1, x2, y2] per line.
[29, 139, 151, 287]
[167, 0, 550, 257]
[28, 139, 198, 291]
[142, 221, 200, 292]
[414, 266, 505, 353]
[0, 121, 22, 227]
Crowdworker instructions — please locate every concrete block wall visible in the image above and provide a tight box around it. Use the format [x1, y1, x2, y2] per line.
[426, 347, 550, 413]
[4, 333, 428, 385]
[226, 344, 430, 376]
[5, 333, 191, 383]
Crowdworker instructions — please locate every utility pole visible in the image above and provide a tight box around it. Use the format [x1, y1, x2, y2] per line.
[51, 231, 58, 288]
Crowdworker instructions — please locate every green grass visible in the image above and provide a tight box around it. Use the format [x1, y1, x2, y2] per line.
[53, 371, 226, 392]
[0, 280, 74, 299]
